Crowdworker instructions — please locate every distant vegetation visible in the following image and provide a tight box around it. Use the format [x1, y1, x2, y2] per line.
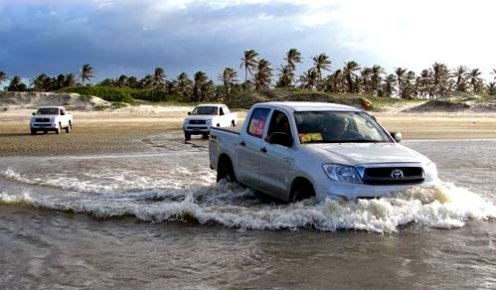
[1, 51, 496, 109]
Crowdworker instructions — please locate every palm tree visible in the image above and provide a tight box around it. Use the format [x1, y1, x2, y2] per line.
[280, 48, 302, 87]
[285, 48, 302, 69]
[468, 68, 483, 93]
[432, 62, 449, 97]
[240, 49, 259, 83]
[7, 75, 28, 91]
[0, 71, 7, 89]
[219, 67, 237, 100]
[81, 64, 94, 84]
[193, 71, 209, 102]
[312, 53, 331, 81]
[488, 82, 496, 96]
[32, 74, 50, 91]
[383, 74, 397, 97]
[254, 59, 272, 90]
[360, 67, 372, 95]
[343, 61, 361, 93]
[117, 75, 129, 87]
[64, 73, 77, 88]
[491, 69, 496, 81]
[140, 74, 153, 89]
[417, 69, 432, 98]
[175, 72, 193, 97]
[299, 68, 318, 91]
[152, 67, 166, 90]
[395, 67, 407, 98]
[454, 66, 468, 93]
[371, 65, 384, 96]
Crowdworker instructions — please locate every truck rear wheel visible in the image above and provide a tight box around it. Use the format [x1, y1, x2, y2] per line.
[184, 132, 191, 141]
[217, 156, 236, 183]
[56, 123, 61, 134]
[66, 122, 72, 133]
[202, 133, 209, 139]
[31, 129, 36, 135]
[290, 179, 315, 202]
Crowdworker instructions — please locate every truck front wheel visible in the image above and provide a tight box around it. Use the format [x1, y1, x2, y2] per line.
[56, 123, 61, 134]
[217, 156, 236, 183]
[30, 129, 36, 135]
[184, 132, 191, 141]
[289, 178, 315, 202]
[66, 122, 72, 133]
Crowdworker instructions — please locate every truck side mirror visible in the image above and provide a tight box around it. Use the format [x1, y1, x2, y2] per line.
[187, 112, 191, 116]
[269, 132, 293, 147]
[391, 132, 402, 142]
[220, 111, 225, 116]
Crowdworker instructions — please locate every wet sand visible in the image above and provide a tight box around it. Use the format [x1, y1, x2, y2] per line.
[0, 109, 495, 156]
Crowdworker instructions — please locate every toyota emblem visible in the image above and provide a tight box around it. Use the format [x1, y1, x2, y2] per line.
[390, 169, 404, 179]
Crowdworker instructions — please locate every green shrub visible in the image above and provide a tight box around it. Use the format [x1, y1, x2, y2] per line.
[64, 86, 134, 103]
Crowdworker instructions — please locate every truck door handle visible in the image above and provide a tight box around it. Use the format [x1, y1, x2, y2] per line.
[240, 141, 246, 146]
[260, 147, 267, 153]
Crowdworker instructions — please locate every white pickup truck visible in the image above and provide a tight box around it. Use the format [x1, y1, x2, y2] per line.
[30, 106, 73, 135]
[209, 102, 439, 202]
[183, 104, 237, 140]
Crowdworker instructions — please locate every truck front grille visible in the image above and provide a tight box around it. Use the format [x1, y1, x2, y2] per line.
[189, 120, 206, 125]
[187, 126, 208, 130]
[362, 166, 424, 185]
[35, 118, 50, 122]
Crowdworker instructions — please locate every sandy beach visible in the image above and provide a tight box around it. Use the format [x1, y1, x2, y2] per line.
[0, 107, 495, 156]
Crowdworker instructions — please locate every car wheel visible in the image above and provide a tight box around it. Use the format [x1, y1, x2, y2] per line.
[290, 179, 315, 202]
[231, 120, 236, 127]
[184, 132, 191, 141]
[202, 133, 209, 139]
[66, 122, 71, 133]
[217, 157, 236, 183]
[30, 129, 36, 135]
[56, 123, 61, 134]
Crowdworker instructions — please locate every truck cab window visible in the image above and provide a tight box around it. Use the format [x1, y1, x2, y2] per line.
[267, 110, 292, 144]
[247, 108, 271, 138]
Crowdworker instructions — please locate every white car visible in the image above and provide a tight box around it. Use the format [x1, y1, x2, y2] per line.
[209, 102, 439, 202]
[30, 106, 73, 135]
[183, 104, 237, 140]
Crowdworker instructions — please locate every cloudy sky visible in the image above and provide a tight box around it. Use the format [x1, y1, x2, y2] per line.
[1, 0, 495, 83]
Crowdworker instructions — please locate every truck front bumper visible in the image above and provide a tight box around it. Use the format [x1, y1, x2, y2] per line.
[316, 178, 441, 201]
[31, 123, 58, 131]
[183, 126, 211, 135]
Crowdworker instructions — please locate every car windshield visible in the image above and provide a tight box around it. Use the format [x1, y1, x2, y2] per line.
[192, 106, 218, 115]
[36, 108, 59, 115]
[294, 111, 392, 144]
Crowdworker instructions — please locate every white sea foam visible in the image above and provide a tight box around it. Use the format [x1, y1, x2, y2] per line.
[1, 178, 494, 233]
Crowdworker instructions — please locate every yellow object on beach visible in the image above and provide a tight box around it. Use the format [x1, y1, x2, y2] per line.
[299, 133, 323, 143]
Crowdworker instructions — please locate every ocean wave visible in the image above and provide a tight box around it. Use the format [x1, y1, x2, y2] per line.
[1, 182, 494, 233]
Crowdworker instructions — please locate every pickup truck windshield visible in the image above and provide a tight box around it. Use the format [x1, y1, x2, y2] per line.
[294, 111, 391, 143]
[36, 108, 59, 115]
[192, 106, 218, 115]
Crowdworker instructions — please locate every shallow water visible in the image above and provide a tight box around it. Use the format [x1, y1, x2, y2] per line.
[1, 135, 495, 289]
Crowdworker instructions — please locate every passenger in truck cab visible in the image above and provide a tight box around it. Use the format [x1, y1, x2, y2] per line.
[323, 115, 362, 141]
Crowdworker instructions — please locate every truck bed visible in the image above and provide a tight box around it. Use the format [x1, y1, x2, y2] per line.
[211, 126, 241, 135]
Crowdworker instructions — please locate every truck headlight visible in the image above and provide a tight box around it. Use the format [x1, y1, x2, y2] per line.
[322, 164, 362, 183]
[424, 161, 438, 181]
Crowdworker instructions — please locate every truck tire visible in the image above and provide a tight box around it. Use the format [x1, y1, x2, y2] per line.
[31, 129, 36, 135]
[202, 133, 209, 139]
[290, 179, 315, 202]
[217, 156, 236, 183]
[231, 120, 236, 127]
[66, 122, 72, 133]
[184, 132, 191, 141]
[56, 123, 61, 134]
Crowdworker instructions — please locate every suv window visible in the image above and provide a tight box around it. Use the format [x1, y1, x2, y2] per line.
[247, 108, 271, 138]
[267, 110, 292, 139]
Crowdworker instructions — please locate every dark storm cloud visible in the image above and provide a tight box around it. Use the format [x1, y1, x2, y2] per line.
[0, 1, 355, 82]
